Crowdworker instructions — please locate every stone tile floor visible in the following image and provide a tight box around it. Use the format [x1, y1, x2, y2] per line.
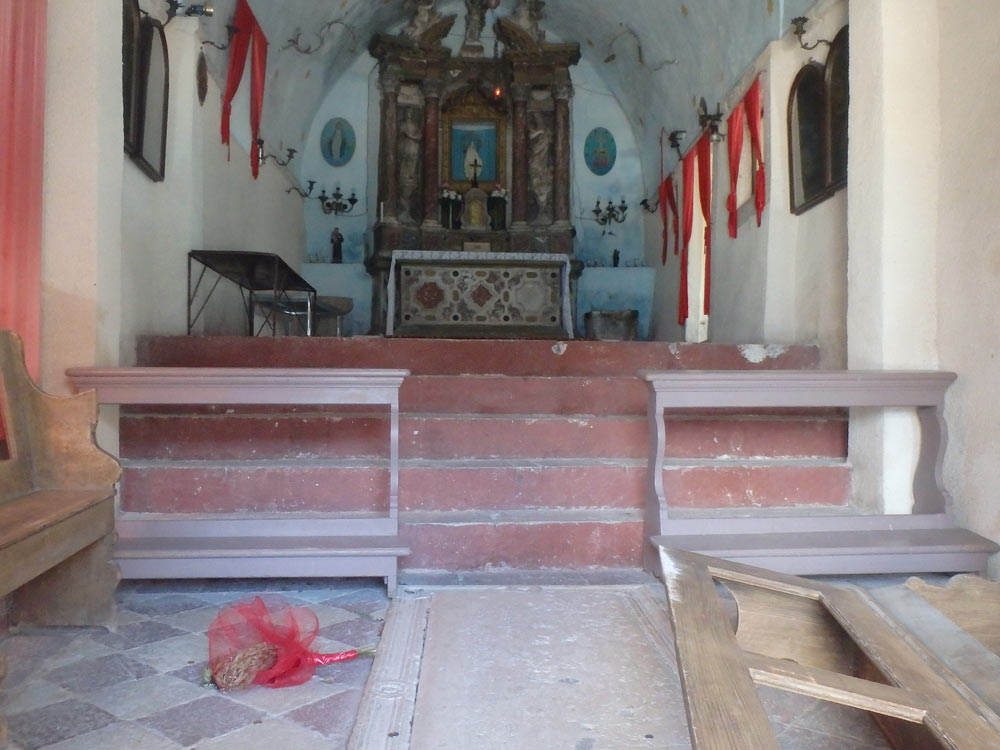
[0, 574, 948, 749]
[0, 579, 389, 750]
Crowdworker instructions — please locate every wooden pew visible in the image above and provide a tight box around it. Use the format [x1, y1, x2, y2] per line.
[0, 330, 121, 746]
[640, 370, 998, 575]
[65, 366, 411, 596]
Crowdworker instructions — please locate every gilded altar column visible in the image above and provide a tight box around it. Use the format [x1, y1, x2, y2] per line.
[421, 78, 443, 228]
[378, 71, 401, 224]
[552, 81, 573, 228]
[510, 83, 531, 229]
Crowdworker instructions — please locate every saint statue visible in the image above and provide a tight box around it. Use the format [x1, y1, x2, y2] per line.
[397, 107, 423, 222]
[462, 0, 500, 53]
[402, 0, 441, 42]
[528, 110, 553, 221]
[330, 227, 344, 263]
[509, 0, 546, 42]
[463, 139, 483, 182]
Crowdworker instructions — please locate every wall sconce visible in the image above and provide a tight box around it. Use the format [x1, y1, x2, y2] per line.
[640, 196, 659, 213]
[668, 129, 687, 160]
[202, 22, 239, 50]
[165, 0, 213, 23]
[698, 99, 725, 143]
[257, 139, 296, 167]
[593, 198, 628, 225]
[790, 16, 832, 50]
[318, 186, 358, 215]
[286, 180, 316, 199]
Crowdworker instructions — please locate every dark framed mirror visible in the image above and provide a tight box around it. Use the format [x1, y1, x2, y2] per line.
[122, 0, 143, 156]
[133, 17, 169, 181]
[788, 62, 828, 214]
[787, 25, 850, 215]
[826, 27, 850, 188]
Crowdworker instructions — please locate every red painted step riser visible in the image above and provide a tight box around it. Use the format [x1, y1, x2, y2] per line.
[120, 464, 850, 513]
[120, 415, 846, 461]
[398, 522, 645, 570]
[138, 336, 819, 376]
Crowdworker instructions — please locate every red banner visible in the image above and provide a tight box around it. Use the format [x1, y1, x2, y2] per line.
[679, 150, 696, 326]
[744, 77, 766, 226]
[726, 102, 746, 238]
[221, 0, 268, 178]
[697, 135, 713, 315]
[0, 0, 46, 378]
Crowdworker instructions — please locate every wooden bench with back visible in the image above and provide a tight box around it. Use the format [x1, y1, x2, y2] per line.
[0, 330, 121, 745]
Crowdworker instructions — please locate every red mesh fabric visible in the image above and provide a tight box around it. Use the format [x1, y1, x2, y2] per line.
[208, 596, 321, 688]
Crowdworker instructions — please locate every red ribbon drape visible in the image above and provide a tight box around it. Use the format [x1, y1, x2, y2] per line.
[658, 176, 678, 265]
[744, 77, 766, 226]
[726, 102, 745, 239]
[697, 135, 713, 315]
[678, 151, 696, 326]
[221, 0, 268, 178]
[0, 0, 46, 379]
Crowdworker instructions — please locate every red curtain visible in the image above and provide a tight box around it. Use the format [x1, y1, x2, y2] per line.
[726, 101, 745, 238]
[221, 0, 268, 178]
[658, 176, 678, 265]
[0, 0, 46, 379]
[678, 150, 696, 326]
[697, 135, 713, 315]
[744, 77, 766, 226]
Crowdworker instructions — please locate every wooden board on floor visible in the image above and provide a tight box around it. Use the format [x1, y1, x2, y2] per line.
[656, 544, 1000, 749]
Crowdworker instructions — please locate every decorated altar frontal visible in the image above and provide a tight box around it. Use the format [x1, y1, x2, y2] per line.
[386, 250, 573, 339]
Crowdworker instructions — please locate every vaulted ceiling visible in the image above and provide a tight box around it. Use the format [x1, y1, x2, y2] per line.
[199, 0, 818, 178]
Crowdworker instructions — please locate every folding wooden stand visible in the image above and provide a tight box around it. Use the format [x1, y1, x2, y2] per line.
[656, 544, 1000, 749]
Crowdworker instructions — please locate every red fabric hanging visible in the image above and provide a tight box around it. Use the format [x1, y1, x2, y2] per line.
[221, 0, 268, 178]
[744, 77, 766, 226]
[697, 135, 713, 315]
[658, 176, 678, 265]
[0, 0, 46, 379]
[725, 101, 745, 238]
[678, 150, 696, 326]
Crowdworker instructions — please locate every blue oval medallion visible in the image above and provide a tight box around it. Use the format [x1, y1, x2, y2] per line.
[584, 127, 617, 176]
[321, 117, 356, 167]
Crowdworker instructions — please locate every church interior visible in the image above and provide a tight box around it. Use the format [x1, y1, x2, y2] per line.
[3, 0, 1000, 747]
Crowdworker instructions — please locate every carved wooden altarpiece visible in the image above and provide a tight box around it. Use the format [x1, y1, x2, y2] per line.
[366, 3, 581, 336]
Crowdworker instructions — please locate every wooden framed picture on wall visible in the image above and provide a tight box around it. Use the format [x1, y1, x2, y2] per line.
[123, 0, 169, 182]
[122, 0, 143, 156]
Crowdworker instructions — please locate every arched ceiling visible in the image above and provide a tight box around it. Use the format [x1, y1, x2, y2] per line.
[199, 0, 818, 184]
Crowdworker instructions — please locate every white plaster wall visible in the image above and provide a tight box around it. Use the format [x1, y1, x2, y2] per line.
[935, 0, 1000, 572]
[121, 19, 306, 351]
[847, 0, 940, 515]
[41, 0, 123, 394]
[705, 0, 848, 367]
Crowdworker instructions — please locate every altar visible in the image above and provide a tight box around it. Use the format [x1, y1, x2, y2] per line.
[386, 250, 573, 339]
[364, 0, 582, 336]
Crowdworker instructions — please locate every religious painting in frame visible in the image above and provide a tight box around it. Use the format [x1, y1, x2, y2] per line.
[584, 127, 617, 176]
[320, 117, 356, 167]
[441, 89, 507, 194]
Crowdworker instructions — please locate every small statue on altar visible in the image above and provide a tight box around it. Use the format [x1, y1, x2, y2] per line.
[402, 0, 442, 42]
[509, 0, 546, 42]
[462, 0, 500, 55]
[330, 227, 344, 263]
[528, 110, 553, 222]
[397, 107, 423, 222]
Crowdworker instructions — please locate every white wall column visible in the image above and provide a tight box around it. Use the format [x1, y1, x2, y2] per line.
[847, 0, 940, 512]
[41, 0, 123, 393]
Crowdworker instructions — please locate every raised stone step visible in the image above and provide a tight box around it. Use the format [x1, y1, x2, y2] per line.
[119, 412, 846, 461]
[138, 336, 819, 376]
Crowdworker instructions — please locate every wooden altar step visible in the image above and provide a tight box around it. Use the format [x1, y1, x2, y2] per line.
[117, 336, 849, 577]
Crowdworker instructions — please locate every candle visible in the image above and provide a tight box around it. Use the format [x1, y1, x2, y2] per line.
[380, 202, 384, 222]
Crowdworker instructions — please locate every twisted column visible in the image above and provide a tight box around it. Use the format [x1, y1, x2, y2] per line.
[510, 83, 531, 229]
[378, 71, 401, 224]
[552, 81, 573, 228]
[422, 79, 443, 227]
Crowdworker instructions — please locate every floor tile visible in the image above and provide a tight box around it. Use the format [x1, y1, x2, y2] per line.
[37, 636, 117, 672]
[118, 593, 213, 617]
[156, 604, 227, 634]
[91, 620, 190, 650]
[0, 679, 74, 715]
[224, 678, 350, 715]
[7, 698, 117, 750]
[139, 694, 265, 747]
[317, 616, 383, 648]
[44, 652, 156, 692]
[166, 660, 210, 686]
[42, 721, 183, 750]
[124, 631, 208, 672]
[791, 700, 893, 747]
[284, 688, 363, 739]
[196, 718, 333, 749]
[85, 673, 212, 720]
